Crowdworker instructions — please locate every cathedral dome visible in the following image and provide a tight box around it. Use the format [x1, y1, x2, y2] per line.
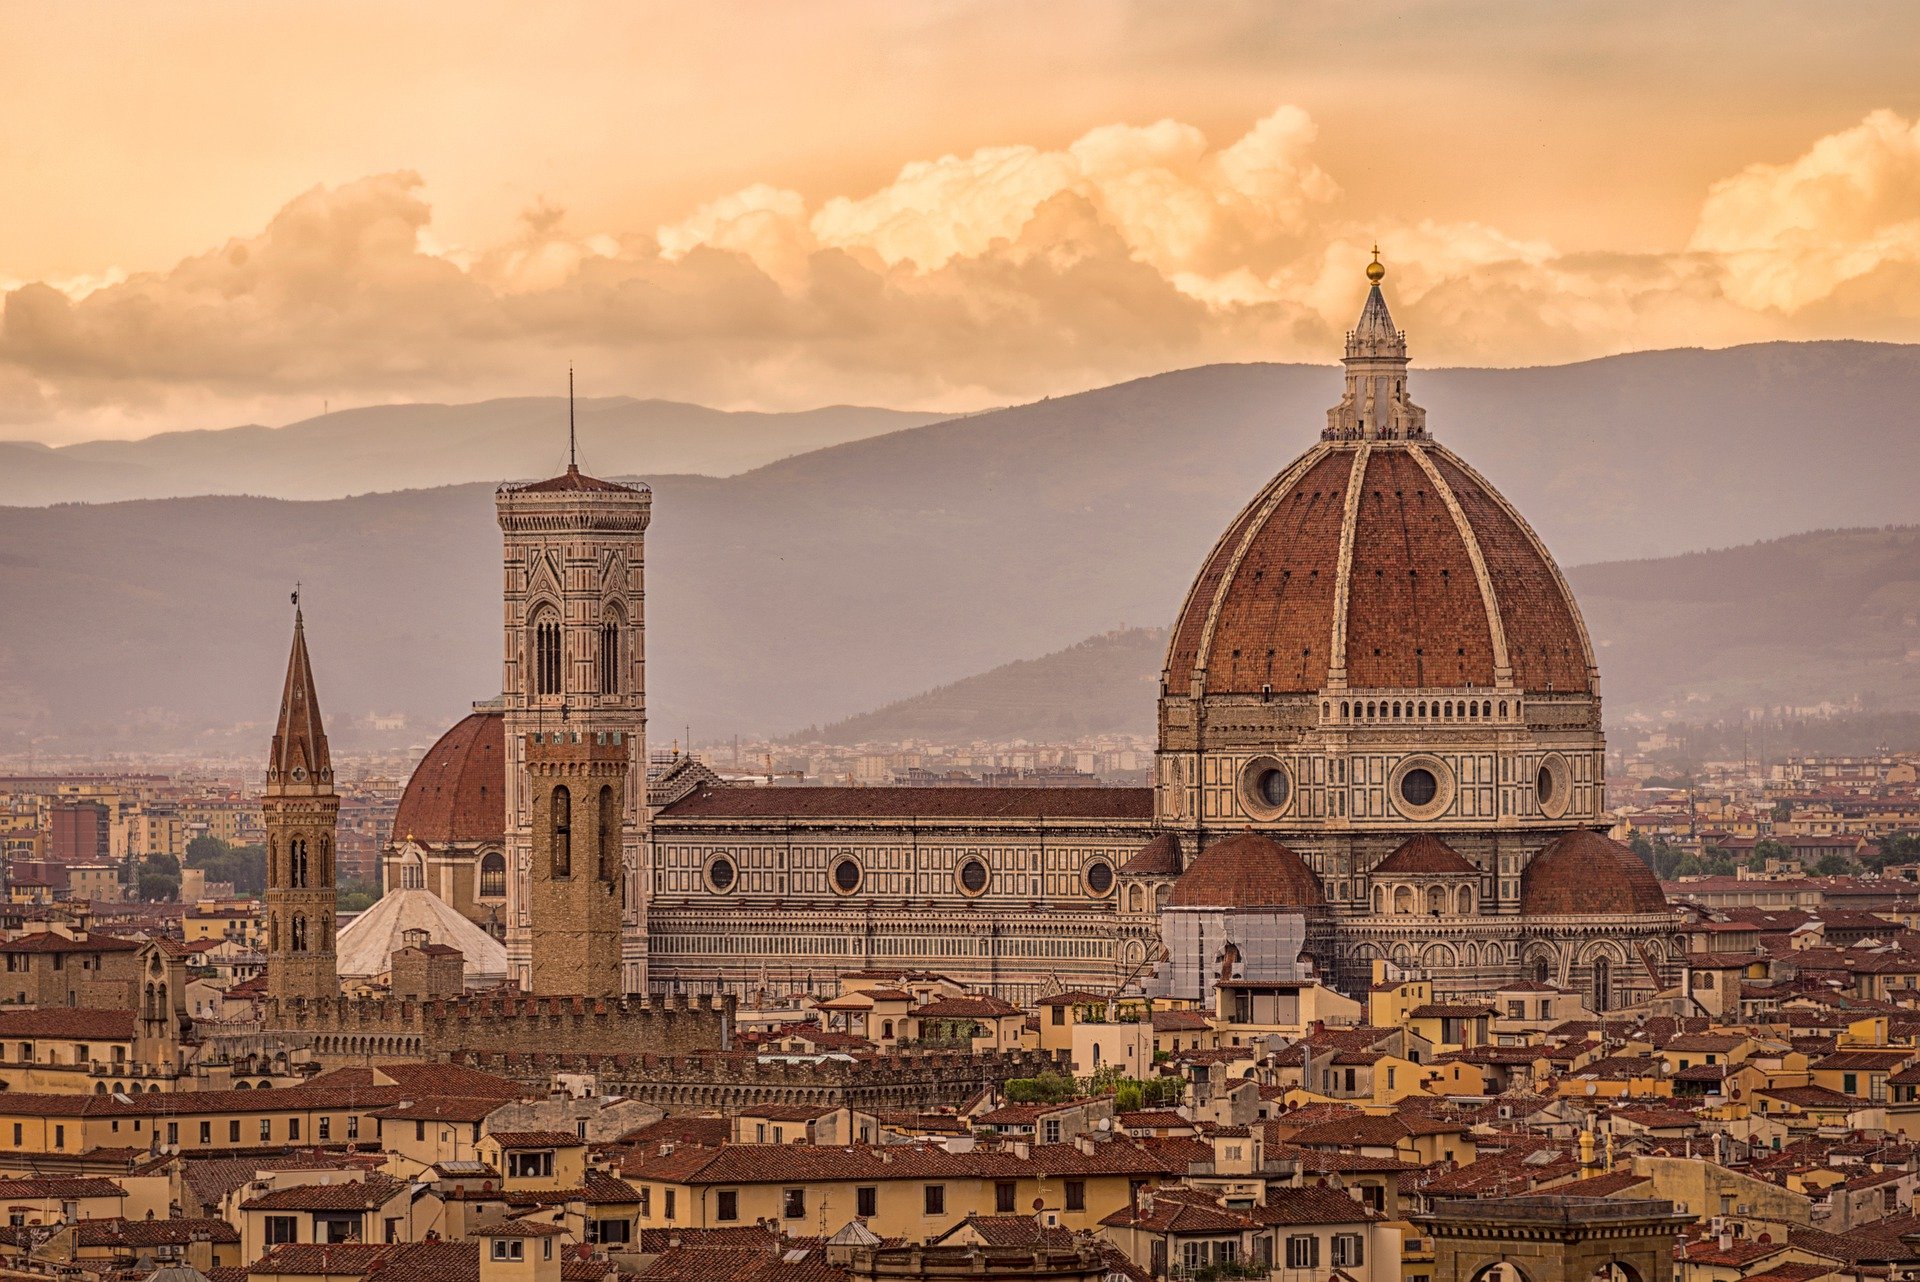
[393, 712, 505, 845]
[1164, 443, 1593, 697]
[1163, 266, 1592, 700]
[1520, 830, 1668, 917]
[1166, 831, 1325, 910]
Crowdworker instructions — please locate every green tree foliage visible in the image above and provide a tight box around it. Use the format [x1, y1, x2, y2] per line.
[1752, 838, 1794, 866]
[1003, 1071, 1078, 1104]
[184, 837, 266, 897]
[1813, 853, 1855, 876]
[336, 881, 380, 914]
[136, 853, 180, 902]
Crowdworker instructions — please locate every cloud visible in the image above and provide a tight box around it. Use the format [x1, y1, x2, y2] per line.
[1689, 109, 1920, 311]
[4, 106, 1919, 440]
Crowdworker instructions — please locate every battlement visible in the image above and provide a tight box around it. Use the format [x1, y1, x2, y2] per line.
[266, 990, 734, 1066]
[524, 729, 631, 767]
[445, 1045, 1063, 1112]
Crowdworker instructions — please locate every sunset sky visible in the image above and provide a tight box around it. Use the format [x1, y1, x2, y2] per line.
[4, 1, 1920, 442]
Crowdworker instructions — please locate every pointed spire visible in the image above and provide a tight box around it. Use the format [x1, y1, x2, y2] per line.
[1324, 249, 1426, 442]
[269, 595, 332, 790]
[567, 364, 578, 473]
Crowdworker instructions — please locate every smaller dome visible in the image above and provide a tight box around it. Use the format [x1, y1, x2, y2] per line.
[1372, 834, 1476, 877]
[1521, 831, 1668, 917]
[1167, 831, 1325, 910]
[1121, 833, 1182, 877]
[393, 713, 504, 846]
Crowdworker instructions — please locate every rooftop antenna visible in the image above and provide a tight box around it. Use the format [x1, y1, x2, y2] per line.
[568, 364, 577, 470]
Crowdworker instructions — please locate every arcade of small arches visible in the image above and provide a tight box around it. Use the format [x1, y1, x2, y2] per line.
[307, 1032, 429, 1059]
[1328, 696, 1514, 724]
[1338, 931, 1676, 1013]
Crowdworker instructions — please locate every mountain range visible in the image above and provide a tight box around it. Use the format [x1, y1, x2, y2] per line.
[1, 340, 1917, 756]
[0, 398, 944, 504]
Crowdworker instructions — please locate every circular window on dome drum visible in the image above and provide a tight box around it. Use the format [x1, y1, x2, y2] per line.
[1238, 756, 1294, 819]
[831, 857, 863, 895]
[1389, 756, 1454, 820]
[1084, 859, 1115, 896]
[957, 859, 989, 896]
[704, 856, 737, 893]
[1536, 753, 1573, 820]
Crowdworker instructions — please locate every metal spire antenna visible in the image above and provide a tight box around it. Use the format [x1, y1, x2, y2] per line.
[568, 364, 577, 470]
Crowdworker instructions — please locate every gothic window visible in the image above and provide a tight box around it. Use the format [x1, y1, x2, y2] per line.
[599, 612, 622, 695]
[479, 851, 507, 899]
[532, 608, 562, 697]
[268, 915, 279, 954]
[1532, 956, 1550, 984]
[598, 785, 619, 883]
[320, 836, 332, 884]
[1592, 957, 1613, 1012]
[551, 785, 572, 878]
[291, 916, 307, 953]
[289, 838, 308, 889]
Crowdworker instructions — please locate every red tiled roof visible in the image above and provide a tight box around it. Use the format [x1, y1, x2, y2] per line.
[1373, 834, 1477, 876]
[509, 465, 644, 494]
[0, 1008, 136, 1039]
[658, 785, 1152, 821]
[1120, 833, 1181, 876]
[0, 932, 139, 953]
[1522, 830, 1669, 917]
[1167, 831, 1324, 910]
[241, 1176, 406, 1211]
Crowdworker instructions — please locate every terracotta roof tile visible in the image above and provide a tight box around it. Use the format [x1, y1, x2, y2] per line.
[658, 785, 1151, 821]
[1168, 831, 1324, 909]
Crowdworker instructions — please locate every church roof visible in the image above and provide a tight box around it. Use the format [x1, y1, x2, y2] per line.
[393, 712, 505, 846]
[1166, 831, 1325, 911]
[1372, 834, 1476, 877]
[268, 606, 331, 788]
[657, 785, 1151, 821]
[1120, 833, 1182, 876]
[335, 889, 508, 984]
[1521, 831, 1669, 918]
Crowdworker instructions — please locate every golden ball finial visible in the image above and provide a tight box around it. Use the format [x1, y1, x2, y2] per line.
[1366, 245, 1385, 284]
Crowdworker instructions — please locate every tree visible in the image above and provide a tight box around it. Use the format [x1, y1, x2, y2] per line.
[1003, 1071, 1077, 1104]
[1813, 854, 1854, 877]
[184, 837, 266, 897]
[1752, 838, 1794, 867]
[136, 853, 180, 902]
[336, 881, 379, 914]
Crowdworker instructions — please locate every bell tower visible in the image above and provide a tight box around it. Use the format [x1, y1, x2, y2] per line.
[524, 728, 629, 996]
[264, 597, 340, 1006]
[496, 421, 651, 994]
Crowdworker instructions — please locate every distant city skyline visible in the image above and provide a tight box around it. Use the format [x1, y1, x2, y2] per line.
[3, 1, 1919, 442]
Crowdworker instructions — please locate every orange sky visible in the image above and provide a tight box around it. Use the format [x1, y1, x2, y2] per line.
[4, 1, 1919, 442]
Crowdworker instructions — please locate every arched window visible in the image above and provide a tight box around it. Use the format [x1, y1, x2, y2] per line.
[291, 915, 307, 952]
[320, 836, 332, 885]
[1393, 885, 1414, 915]
[1426, 886, 1446, 915]
[1127, 885, 1145, 915]
[1532, 956, 1550, 984]
[1457, 886, 1475, 915]
[532, 608, 562, 697]
[598, 784, 619, 883]
[550, 785, 572, 878]
[599, 612, 623, 695]
[268, 915, 279, 954]
[290, 838, 308, 889]
[1592, 956, 1613, 1013]
[1372, 885, 1386, 915]
[479, 851, 506, 899]
[882, 1020, 894, 1039]
[402, 858, 424, 891]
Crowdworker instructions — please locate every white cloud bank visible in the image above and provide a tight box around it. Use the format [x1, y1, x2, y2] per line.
[6, 105, 1920, 438]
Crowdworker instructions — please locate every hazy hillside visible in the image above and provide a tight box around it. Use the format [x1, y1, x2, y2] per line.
[792, 528, 1920, 745]
[0, 398, 946, 504]
[794, 628, 1171, 745]
[2, 341, 1918, 755]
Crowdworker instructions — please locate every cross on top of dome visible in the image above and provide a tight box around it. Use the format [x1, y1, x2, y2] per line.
[1324, 251, 1427, 443]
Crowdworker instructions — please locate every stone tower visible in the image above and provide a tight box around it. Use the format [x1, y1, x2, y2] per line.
[264, 600, 340, 1005]
[524, 728, 629, 996]
[496, 456, 651, 994]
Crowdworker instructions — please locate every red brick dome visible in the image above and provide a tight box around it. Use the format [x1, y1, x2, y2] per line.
[1167, 831, 1325, 910]
[393, 712, 504, 845]
[1520, 830, 1668, 917]
[1164, 441, 1593, 696]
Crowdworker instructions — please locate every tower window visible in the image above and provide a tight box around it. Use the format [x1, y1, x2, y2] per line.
[289, 838, 308, 889]
[550, 785, 572, 878]
[532, 610, 562, 696]
[599, 615, 622, 694]
[598, 784, 619, 883]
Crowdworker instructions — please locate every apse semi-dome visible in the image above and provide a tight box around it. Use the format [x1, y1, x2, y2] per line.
[1166, 831, 1325, 910]
[1520, 830, 1667, 917]
[392, 712, 505, 845]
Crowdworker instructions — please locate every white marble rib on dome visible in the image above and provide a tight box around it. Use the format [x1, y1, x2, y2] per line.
[335, 887, 508, 987]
